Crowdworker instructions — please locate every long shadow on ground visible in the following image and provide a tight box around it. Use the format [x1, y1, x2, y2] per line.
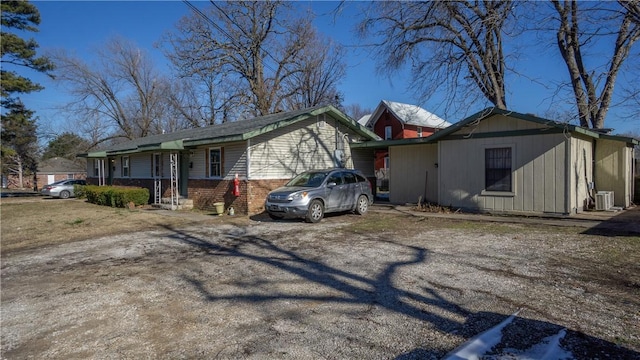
[163, 225, 639, 359]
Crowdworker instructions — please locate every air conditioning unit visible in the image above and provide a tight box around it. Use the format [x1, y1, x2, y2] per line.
[595, 191, 614, 211]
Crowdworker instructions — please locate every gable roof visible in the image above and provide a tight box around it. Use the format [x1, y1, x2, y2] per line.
[37, 157, 86, 173]
[365, 100, 452, 129]
[352, 107, 638, 148]
[357, 114, 371, 126]
[82, 105, 380, 157]
[428, 107, 638, 145]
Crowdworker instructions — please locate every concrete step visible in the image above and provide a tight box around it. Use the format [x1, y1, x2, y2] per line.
[157, 197, 194, 210]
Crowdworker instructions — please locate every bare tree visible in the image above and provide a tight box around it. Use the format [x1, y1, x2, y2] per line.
[165, 1, 345, 117]
[359, 1, 515, 112]
[551, 0, 640, 129]
[281, 32, 345, 110]
[50, 37, 173, 144]
[343, 103, 373, 123]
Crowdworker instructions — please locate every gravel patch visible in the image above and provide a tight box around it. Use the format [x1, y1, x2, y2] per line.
[1, 213, 639, 359]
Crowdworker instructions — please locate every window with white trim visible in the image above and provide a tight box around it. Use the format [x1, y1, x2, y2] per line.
[153, 153, 163, 178]
[485, 147, 512, 192]
[385, 126, 392, 140]
[93, 159, 101, 177]
[417, 127, 423, 137]
[209, 148, 222, 177]
[122, 156, 130, 177]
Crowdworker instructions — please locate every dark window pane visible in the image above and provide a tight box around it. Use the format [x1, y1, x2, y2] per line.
[485, 148, 512, 192]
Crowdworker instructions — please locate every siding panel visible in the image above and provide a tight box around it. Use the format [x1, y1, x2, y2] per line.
[389, 144, 438, 204]
[250, 115, 356, 179]
[436, 133, 567, 214]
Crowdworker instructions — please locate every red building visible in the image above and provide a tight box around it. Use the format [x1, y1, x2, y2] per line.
[358, 100, 451, 197]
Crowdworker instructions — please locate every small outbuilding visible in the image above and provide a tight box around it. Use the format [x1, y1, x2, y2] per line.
[360, 108, 637, 215]
[36, 157, 86, 190]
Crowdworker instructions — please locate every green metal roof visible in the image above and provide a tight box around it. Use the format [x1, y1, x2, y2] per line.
[79, 105, 380, 157]
[354, 107, 638, 147]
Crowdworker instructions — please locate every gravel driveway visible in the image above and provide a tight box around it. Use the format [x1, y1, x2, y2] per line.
[2, 211, 639, 359]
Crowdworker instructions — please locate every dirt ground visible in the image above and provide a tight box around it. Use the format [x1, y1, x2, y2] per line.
[1, 201, 640, 359]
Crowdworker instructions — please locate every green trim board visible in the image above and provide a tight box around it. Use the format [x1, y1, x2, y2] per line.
[427, 107, 632, 143]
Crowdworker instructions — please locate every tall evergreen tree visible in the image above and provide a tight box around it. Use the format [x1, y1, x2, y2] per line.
[1, 0, 54, 188]
[1, 101, 38, 187]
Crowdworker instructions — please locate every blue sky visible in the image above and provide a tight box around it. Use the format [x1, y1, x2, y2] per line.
[19, 1, 640, 137]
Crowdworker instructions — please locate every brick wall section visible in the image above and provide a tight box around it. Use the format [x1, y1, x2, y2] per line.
[248, 179, 288, 214]
[36, 173, 86, 190]
[86, 177, 289, 215]
[188, 179, 247, 214]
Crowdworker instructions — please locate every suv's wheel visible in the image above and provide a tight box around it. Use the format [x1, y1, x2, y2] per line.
[305, 200, 324, 223]
[59, 190, 70, 199]
[355, 195, 368, 215]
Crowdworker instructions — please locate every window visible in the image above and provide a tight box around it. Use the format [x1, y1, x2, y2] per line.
[327, 172, 343, 185]
[384, 156, 389, 170]
[385, 126, 392, 140]
[67, 174, 74, 179]
[122, 156, 130, 177]
[485, 147, 512, 192]
[209, 148, 222, 177]
[93, 159, 101, 177]
[342, 172, 356, 184]
[417, 127, 423, 138]
[153, 153, 162, 177]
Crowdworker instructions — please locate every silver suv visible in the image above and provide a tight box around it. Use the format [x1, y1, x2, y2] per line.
[265, 169, 374, 223]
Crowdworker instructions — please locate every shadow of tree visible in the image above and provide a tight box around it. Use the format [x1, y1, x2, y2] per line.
[162, 224, 640, 359]
[166, 225, 467, 334]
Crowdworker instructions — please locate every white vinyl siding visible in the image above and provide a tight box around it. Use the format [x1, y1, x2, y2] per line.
[249, 115, 355, 179]
[224, 142, 247, 179]
[189, 149, 206, 179]
[128, 154, 148, 178]
[189, 142, 247, 180]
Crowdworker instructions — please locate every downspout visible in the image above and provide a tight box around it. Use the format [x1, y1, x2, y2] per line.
[246, 138, 251, 213]
[246, 138, 251, 180]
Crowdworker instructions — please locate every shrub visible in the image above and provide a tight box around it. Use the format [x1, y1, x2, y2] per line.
[84, 186, 149, 208]
[74, 184, 87, 199]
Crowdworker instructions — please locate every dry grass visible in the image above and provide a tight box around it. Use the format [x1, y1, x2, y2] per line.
[0, 197, 216, 254]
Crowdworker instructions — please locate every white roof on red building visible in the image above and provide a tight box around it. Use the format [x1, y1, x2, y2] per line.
[363, 100, 452, 129]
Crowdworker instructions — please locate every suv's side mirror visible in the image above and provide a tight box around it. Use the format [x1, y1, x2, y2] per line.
[327, 182, 337, 188]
